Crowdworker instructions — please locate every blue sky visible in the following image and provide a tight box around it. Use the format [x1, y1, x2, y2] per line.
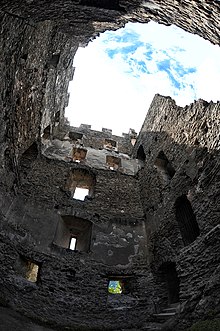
[66, 22, 220, 135]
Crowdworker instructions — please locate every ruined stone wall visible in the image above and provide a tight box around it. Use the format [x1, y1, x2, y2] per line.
[133, 94, 219, 237]
[1, 0, 220, 46]
[133, 95, 220, 328]
[56, 123, 136, 155]
[0, 12, 77, 197]
[0, 1, 220, 330]
[0, 214, 150, 330]
[0, 134, 149, 329]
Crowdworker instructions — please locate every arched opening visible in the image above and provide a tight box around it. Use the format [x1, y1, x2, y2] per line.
[157, 262, 180, 307]
[136, 145, 146, 162]
[154, 151, 175, 184]
[175, 195, 200, 246]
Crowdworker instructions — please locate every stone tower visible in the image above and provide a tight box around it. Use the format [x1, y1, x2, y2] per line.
[0, 1, 219, 330]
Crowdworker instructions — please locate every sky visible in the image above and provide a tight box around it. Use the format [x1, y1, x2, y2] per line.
[65, 21, 220, 136]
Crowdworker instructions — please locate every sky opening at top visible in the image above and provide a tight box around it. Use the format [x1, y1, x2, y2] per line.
[65, 21, 220, 136]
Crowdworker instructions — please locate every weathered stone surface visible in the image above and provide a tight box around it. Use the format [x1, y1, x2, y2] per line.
[0, 1, 220, 330]
[0, 0, 220, 45]
[132, 95, 220, 330]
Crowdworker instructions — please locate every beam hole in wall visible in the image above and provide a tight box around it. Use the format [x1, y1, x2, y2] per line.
[104, 138, 117, 151]
[17, 257, 41, 283]
[106, 155, 121, 170]
[175, 195, 200, 246]
[72, 147, 87, 162]
[21, 54, 28, 61]
[48, 53, 60, 68]
[69, 131, 83, 141]
[154, 151, 175, 184]
[53, 216, 92, 252]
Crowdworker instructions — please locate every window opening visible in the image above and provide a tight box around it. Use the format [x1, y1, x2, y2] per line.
[26, 261, 40, 283]
[69, 237, 77, 250]
[107, 276, 133, 295]
[73, 187, 89, 200]
[108, 280, 123, 294]
[66, 169, 95, 200]
[175, 195, 200, 246]
[54, 216, 92, 252]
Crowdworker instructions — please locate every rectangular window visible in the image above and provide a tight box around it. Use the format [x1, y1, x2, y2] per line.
[26, 261, 40, 283]
[107, 276, 133, 295]
[108, 280, 123, 294]
[69, 237, 77, 250]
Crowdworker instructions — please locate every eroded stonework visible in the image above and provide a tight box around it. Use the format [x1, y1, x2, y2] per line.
[0, 1, 220, 330]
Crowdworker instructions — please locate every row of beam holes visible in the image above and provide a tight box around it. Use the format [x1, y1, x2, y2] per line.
[72, 147, 121, 171]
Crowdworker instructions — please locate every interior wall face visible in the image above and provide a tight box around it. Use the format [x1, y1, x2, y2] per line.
[133, 95, 220, 328]
[0, 1, 220, 330]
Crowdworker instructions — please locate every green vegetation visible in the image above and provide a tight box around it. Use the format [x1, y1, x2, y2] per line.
[108, 280, 122, 294]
